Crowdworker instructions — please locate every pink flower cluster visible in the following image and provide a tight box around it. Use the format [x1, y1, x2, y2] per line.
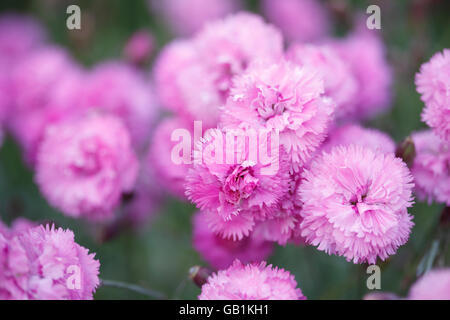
[199, 260, 305, 300]
[0, 221, 100, 300]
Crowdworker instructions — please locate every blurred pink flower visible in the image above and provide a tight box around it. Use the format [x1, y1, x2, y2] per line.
[35, 113, 139, 221]
[416, 49, 450, 142]
[148, 117, 194, 199]
[220, 59, 335, 172]
[193, 211, 273, 269]
[287, 43, 357, 121]
[123, 30, 155, 65]
[81, 61, 159, 151]
[0, 218, 35, 238]
[330, 27, 392, 120]
[299, 145, 414, 264]
[262, 0, 330, 42]
[408, 269, 450, 300]
[8, 46, 85, 165]
[153, 12, 283, 127]
[411, 130, 450, 205]
[185, 128, 291, 240]
[320, 124, 396, 154]
[149, 0, 240, 36]
[0, 224, 99, 300]
[0, 13, 46, 64]
[199, 259, 306, 300]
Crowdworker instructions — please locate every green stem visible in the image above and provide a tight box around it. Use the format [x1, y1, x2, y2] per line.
[100, 279, 166, 300]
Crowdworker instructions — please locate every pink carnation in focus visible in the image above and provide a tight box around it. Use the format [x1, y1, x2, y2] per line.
[287, 43, 357, 121]
[253, 173, 304, 245]
[416, 49, 450, 141]
[0, 224, 100, 300]
[149, 0, 240, 36]
[330, 27, 392, 120]
[408, 269, 450, 300]
[35, 113, 139, 221]
[185, 128, 291, 240]
[123, 30, 155, 65]
[220, 59, 335, 172]
[148, 117, 195, 199]
[411, 130, 450, 205]
[299, 145, 414, 264]
[262, 0, 330, 42]
[320, 124, 396, 154]
[81, 61, 158, 151]
[193, 211, 273, 269]
[154, 13, 283, 127]
[199, 259, 305, 300]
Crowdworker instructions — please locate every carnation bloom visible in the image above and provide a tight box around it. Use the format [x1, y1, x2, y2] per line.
[220, 59, 335, 172]
[416, 49, 450, 141]
[253, 173, 304, 245]
[330, 27, 392, 120]
[35, 113, 139, 221]
[193, 211, 273, 269]
[149, 0, 240, 36]
[154, 13, 283, 127]
[123, 30, 155, 65]
[148, 117, 195, 199]
[320, 124, 396, 154]
[0, 218, 35, 238]
[0, 224, 100, 300]
[185, 128, 291, 240]
[81, 61, 158, 151]
[8, 46, 85, 165]
[298, 145, 414, 264]
[408, 269, 450, 300]
[411, 130, 450, 205]
[262, 0, 330, 42]
[199, 259, 305, 300]
[287, 44, 357, 121]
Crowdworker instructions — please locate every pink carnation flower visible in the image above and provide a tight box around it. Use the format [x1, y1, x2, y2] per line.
[0, 224, 100, 300]
[9, 46, 85, 165]
[35, 113, 139, 221]
[298, 145, 414, 264]
[411, 130, 450, 205]
[220, 59, 335, 172]
[287, 43, 357, 121]
[81, 61, 158, 151]
[185, 128, 291, 240]
[193, 211, 273, 269]
[149, 0, 240, 36]
[321, 124, 396, 154]
[416, 49, 450, 141]
[123, 30, 155, 65]
[253, 174, 304, 245]
[148, 117, 195, 199]
[330, 27, 392, 120]
[154, 13, 283, 127]
[262, 0, 330, 42]
[408, 269, 450, 300]
[199, 260, 305, 300]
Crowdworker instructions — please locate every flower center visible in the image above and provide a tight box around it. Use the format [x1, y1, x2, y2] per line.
[70, 138, 103, 176]
[222, 165, 259, 205]
[255, 87, 287, 120]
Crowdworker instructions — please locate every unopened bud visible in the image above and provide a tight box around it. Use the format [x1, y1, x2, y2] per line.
[189, 266, 213, 288]
[395, 136, 416, 167]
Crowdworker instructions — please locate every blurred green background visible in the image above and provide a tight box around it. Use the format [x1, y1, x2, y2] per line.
[0, 0, 449, 299]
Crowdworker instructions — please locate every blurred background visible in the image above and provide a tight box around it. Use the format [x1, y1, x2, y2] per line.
[0, 0, 449, 299]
